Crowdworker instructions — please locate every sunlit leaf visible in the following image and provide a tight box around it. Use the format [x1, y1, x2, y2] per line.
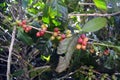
[93, 0, 107, 11]
[42, 17, 50, 24]
[52, 20, 61, 26]
[41, 55, 51, 62]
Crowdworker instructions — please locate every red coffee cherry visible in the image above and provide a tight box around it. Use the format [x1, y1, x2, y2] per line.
[80, 34, 86, 39]
[40, 30, 45, 36]
[54, 27, 59, 32]
[22, 20, 27, 25]
[77, 38, 83, 44]
[36, 32, 41, 37]
[61, 34, 66, 39]
[25, 26, 32, 33]
[82, 41, 87, 46]
[104, 50, 109, 55]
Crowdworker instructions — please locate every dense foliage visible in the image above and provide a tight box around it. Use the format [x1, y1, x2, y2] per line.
[0, 0, 120, 80]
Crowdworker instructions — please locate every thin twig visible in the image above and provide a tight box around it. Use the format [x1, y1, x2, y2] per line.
[6, 26, 16, 80]
[78, 2, 94, 6]
[31, 26, 53, 34]
[0, 58, 17, 64]
[0, 58, 8, 62]
[28, 66, 50, 73]
[68, 11, 120, 17]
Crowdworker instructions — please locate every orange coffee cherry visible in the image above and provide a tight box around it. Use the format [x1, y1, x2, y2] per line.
[90, 49, 95, 53]
[84, 37, 89, 42]
[22, 24, 27, 28]
[81, 45, 86, 50]
[76, 44, 82, 50]
[53, 32, 58, 37]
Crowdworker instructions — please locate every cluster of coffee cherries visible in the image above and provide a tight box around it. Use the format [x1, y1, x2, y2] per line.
[76, 34, 89, 50]
[36, 24, 47, 37]
[17, 20, 72, 40]
[50, 27, 72, 41]
[17, 20, 32, 32]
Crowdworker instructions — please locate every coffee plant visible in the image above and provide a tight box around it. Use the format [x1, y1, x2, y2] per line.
[0, 0, 120, 80]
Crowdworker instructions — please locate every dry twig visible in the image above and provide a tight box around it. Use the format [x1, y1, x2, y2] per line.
[6, 26, 16, 80]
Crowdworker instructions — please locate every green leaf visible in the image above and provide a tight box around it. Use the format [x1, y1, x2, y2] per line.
[12, 70, 24, 77]
[93, 0, 107, 11]
[27, 8, 38, 14]
[56, 35, 78, 73]
[51, 0, 68, 20]
[42, 0, 68, 25]
[52, 20, 61, 26]
[42, 17, 50, 24]
[76, 24, 82, 30]
[0, 2, 6, 7]
[41, 55, 51, 62]
[82, 17, 107, 32]
[17, 28, 33, 45]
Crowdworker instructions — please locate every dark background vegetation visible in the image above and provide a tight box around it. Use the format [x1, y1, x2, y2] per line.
[0, 0, 120, 80]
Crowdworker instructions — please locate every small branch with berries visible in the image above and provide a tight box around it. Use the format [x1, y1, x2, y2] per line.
[17, 20, 72, 41]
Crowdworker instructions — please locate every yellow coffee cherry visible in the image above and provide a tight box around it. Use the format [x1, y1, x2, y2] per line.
[66, 34, 72, 38]
[50, 36, 55, 40]
[57, 36, 62, 40]
[66, 30, 71, 34]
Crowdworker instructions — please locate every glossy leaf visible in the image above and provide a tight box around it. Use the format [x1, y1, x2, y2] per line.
[82, 17, 107, 32]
